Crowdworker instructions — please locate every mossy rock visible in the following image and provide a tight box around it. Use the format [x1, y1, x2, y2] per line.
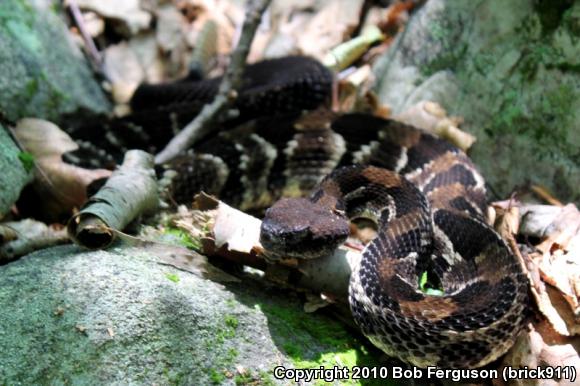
[374, 0, 580, 202]
[0, 245, 399, 385]
[0, 0, 110, 122]
[0, 125, 32, 217]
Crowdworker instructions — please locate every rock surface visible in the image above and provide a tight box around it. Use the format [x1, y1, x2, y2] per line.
[0, 245, 381, 385]
[0, 0, 110, 122]
[374, 0, 580, 202]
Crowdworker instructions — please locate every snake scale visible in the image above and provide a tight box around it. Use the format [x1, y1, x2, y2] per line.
[71, 56, 529, 368]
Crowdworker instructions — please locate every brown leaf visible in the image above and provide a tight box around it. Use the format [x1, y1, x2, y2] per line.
[395, 101, 476, 151]
[12, 118, 111, 220]
[297, 0, 364, 60]
[500, 322, 580, 386]
[103, 42, 145, 104]
[75, 0, 152, 36]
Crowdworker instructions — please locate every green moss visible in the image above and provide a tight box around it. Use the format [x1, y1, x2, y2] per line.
[215, 315, 237, 344]
[163, 367, 184, 385]
[49, 2, 62, 15]
[234, 369, 277, 386]
[0, 0, 35, 26]
[258, 302, 393, 386]
[420, 16, 468, 77]
[163, 228, 202, 251]
[257, 370, 276, 386]
[24, 78, 38, 98]
[489, 82, 576, 161]
[562, 5, 580, 35]
[227, 348, 239, 359]
[164, 273, 180, 283]
[224, 314, 239, 329]
[209, 368, 226, 384]
[17, 151, 35, 172]
[234, 372, 253, 385]
[428, 21, 447, 41]
[202, 314, 241, 381]
[226, 298, 237, 308]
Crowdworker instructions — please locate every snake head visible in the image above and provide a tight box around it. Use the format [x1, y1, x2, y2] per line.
[260, 197, 350, 260]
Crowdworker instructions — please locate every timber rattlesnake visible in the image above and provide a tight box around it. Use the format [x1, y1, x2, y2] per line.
[71, 56, 530, 369]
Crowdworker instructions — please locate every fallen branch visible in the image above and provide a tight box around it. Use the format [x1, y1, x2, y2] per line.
[68, 150, 159, 249]
[155, 0, 273, 164]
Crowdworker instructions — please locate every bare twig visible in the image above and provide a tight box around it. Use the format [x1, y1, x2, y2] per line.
[155, 0, 272, 164]
[67, 0, 105, 76]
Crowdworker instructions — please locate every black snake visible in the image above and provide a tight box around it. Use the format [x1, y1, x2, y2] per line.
[70, 56, 530, 369]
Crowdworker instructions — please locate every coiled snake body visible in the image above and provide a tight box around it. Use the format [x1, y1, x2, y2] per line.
[74, 56, 529, 368]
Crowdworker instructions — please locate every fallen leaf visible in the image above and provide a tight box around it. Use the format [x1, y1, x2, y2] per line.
[11, 119, 111, 221]
[75, 0, 152, 35]
[499, 322, 580, 386]
[298, 0, 364, 60]
[156, 5, 186, 52]
[103, 42, 145, 104]
[0, 219, 68, 260]
[80, 11, 105, 37]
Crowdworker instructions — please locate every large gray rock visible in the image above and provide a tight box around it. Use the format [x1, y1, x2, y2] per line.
[0, 245, 381, 384]
[0, 0, 110, 122]
[374, 0, 580, 202]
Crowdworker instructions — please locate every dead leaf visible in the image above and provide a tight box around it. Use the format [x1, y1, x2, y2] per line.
[183, 0, 240, 59]
[500, 322, 580, 386]
[525, 204, 580, 253]
[128, 32, 166, 83]
[189, 193, 262, 254]
[80, 11, 105, 37]
[337, 65, 376, 112]
[297, 0, 364, 60]
[493, 202, 521, 240]
[0, 219, 68, 260]
[74, 0, 152, 35]
[103, 42, 145, 104]
[536, 255, 580, 335]
[156, 5, 186, 52]
[11, 119, 112, 220]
